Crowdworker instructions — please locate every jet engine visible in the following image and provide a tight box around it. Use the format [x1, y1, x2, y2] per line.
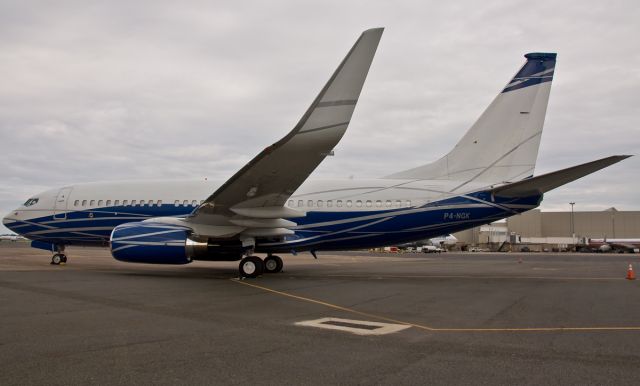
[598, 244, 612, 252]
[110, 222, 245, 264]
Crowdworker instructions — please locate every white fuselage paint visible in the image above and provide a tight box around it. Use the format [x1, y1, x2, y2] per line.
[5, 177, 494, 225]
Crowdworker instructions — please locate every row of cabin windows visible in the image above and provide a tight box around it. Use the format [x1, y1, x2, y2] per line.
[71, 198, 410, 209]
[72, 199, 205, 208]
[287, 199, 412, 208]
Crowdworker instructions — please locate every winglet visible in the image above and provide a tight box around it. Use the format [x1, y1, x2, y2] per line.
[290, 27, 384, 136]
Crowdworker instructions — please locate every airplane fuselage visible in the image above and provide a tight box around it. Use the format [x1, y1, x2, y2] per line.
[2, 178, 541, 254]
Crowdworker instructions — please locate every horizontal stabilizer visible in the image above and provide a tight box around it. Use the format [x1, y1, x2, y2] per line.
[491, 155, 631, 198]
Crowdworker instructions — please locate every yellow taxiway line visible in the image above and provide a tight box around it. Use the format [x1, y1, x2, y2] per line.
[231, 278, 640, 333]
[324, 274, 626, 281]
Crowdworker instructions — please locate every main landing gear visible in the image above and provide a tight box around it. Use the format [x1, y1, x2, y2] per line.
[239, 254, 283, 278]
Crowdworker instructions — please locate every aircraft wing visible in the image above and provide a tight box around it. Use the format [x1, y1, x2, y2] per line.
[188, 28, 383, 231]
[609, 242, 638, 251]
[491, 155, 631, 198]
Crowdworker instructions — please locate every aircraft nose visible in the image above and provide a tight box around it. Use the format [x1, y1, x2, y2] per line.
[3, 212, 16, 230]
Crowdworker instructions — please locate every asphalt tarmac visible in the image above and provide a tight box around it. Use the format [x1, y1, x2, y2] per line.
[1, 243, 639, 385]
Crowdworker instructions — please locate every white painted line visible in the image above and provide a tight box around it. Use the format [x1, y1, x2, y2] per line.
[295, 317, 411, 336]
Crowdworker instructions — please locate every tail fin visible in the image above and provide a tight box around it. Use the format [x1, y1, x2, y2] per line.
[385, 52, 557, 190]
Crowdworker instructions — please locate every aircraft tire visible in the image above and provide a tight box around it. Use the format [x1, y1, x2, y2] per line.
[264, 255, 283, 273]
[51, 254, 62, 265]
[60, 254, 67, 263]
[239, 256, 264, 278]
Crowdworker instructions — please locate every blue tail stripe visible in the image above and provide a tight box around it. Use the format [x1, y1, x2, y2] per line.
[502, 52, 556, 93]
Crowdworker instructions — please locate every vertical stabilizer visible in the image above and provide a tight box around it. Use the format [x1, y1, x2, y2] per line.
[385, 53, 557, 190]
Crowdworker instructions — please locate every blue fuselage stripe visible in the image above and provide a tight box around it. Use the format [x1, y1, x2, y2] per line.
[6, 191, 542, 251]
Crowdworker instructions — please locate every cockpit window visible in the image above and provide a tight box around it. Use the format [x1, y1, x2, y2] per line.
[23, 198, 39, 207]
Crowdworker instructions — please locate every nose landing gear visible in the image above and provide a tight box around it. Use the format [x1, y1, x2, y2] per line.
[51, 253, 67, 265]
[50, 245, 67, 265]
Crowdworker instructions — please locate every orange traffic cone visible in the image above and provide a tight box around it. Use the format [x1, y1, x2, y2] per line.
[627, 264, 636, 280]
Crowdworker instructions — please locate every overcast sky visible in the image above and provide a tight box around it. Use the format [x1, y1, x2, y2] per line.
[1, 0, 639, 233]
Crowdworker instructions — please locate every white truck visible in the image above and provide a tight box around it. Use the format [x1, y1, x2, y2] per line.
[422, 245, 443, 253]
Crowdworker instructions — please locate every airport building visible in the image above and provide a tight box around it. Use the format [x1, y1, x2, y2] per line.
[453, 208, 640, 251]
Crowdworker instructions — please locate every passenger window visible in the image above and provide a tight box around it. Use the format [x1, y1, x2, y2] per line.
[157, 200, 162, 206]
[346, 200, 352, 208]
[298, 200, 303, 207]
[183, 200, 189, 206]
[288, 200, 293, 207]
[98, 200, 103, 206]
[74, 200, 79, 206]
[106, 200, 112, 206]
[123, 200, 129, 206]
[365, 200, 372, 207]
[307, 200, 313, 207]
[395, 200, 401, 207]
[385, 200, 392, 207]
[317, 200, 323, 207]
[131, 200, 137, 206]
[337, 200, 343, 207]
[327, 200, 333, 207]
[90, 200, 95, 206]
[82, 200, 87, 206]
[140, 200, 145, 206]
[375, 200, 382, 208]
[114, 200, 120, 206]
[406, 200, 412, 207]
[356, 200, 362, 208]
[149, 200, 154, 207]
[191, 200, 198, 207]
[174, 200, 179, 207]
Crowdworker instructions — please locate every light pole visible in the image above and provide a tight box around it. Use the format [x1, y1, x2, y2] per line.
[569, 202, 575, 247]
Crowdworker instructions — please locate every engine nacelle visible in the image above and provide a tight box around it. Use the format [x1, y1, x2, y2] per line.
[110, 222, 193, 264]
[110, 222, 246, 264]
[599, 244, 612, 252]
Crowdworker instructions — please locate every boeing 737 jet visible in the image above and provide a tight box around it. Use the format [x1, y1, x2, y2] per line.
[2, 28, 630, 277]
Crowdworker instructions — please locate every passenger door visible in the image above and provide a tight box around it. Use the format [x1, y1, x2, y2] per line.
[53, 187, 73, 220]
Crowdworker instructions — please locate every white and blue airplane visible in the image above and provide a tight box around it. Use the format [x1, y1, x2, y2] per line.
[2, 28, 630, 277]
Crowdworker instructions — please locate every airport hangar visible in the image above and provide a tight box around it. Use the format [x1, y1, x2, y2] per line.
[452, 208, 640, 251]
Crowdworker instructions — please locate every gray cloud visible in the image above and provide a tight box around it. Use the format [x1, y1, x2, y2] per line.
[1, 0, 639, 233]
